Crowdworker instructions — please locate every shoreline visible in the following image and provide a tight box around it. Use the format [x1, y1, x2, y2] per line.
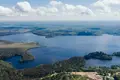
[20, 46, 40, 63]
[0, 40, 40, 63]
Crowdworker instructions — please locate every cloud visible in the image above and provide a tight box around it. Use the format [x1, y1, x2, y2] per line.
[14, 1, 33, 12]
[0, 6, 13, 16]
[50, 0, 63, 6]
[0, 1, 95, 17]
[0, 1, 35, 17]
[0, 0, 120, 20]
[48, 1, 95, 16]
[92, 0, 120, 14]
[92, 1, 111, 13]
[99, 0, 120, 5]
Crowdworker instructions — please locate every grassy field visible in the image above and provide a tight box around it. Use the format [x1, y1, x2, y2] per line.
[0, 42, 38, 49]
[0, 40, 39, 63]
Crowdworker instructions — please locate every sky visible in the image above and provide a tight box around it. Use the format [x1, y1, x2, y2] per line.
[0, 0, 120, 21]
[0, 0, 98, 6]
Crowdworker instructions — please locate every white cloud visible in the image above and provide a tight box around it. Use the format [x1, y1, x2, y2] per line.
[49, 0, 63, 7]
[0, 6, 13, 16]
[36, 7, 59, 16]
[14, 1, 32, 12]
[0, 1, 94, 17]
[0, 0, 120, 20]
[35, 1, 95, 16]
[100, 0, 120, 5]
[92, 1, 111, 13]
[92, 0, 120, 14]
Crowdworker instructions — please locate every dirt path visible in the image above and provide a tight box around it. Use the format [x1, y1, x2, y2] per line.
[71, 72, 103, 80]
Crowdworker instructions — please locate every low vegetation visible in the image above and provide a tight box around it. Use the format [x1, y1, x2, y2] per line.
[39, 72, 89, 80]
[22, 57, 85, 78]
[53, 57, 85, 72]
[112, 52, 120, 57]
[0, 40, 39, 63]
[1, 40, 120, 80]
[0, 60, 23, 80]
[1, 55, 120, 80]
[84, 51, 112, 60]
[0, 57, 87, 80]
[32, 29, 102, 38]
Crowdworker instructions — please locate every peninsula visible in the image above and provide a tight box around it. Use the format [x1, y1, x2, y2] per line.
[0, 40, 39, 63]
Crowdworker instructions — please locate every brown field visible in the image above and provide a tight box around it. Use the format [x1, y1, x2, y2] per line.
[71, 72, 103, 80]
[0, 40, 39, 63]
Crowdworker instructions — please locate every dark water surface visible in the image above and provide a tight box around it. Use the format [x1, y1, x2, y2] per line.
[1, 33, 120, 69]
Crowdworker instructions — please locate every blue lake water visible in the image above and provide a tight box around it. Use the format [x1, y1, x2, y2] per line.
[1, 33, 120, 69]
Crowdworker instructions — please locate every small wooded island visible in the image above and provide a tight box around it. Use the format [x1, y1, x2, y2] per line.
[84, 51, 112, 60]
[112, 52, 120, 57]
[0, 40, 39, 63]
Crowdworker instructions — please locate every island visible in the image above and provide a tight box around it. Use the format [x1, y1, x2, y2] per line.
[112, 52, 120, 57]
[84, 51, 112, 60]
[0, 27, 31, 36]
[32, 29, 102, 38]
[0, 40, 39, 63]
[1, 26, 120, 38]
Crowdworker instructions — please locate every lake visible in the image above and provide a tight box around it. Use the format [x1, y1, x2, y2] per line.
[1, 33, 120, 69]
